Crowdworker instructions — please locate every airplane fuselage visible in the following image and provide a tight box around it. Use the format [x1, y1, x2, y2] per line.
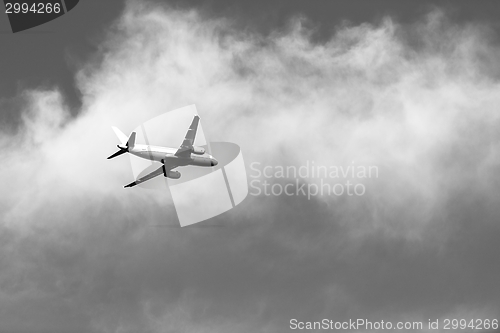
[109, 114, 217, 187]
[123, 144, 218, 167]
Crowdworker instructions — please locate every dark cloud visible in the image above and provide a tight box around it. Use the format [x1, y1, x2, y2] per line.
[1, 1, 499, 332]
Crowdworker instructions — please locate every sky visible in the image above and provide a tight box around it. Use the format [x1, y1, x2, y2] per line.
[0, 0, 500, 332]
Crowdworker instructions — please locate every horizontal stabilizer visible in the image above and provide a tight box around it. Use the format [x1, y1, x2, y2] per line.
[112, 126, 128, 145]
[107, 148, 127, 160]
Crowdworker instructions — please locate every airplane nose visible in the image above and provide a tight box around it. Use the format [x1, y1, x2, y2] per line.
[211, 158, 218, 167]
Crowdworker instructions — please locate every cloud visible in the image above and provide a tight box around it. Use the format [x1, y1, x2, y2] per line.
[0, 2, 499, 332]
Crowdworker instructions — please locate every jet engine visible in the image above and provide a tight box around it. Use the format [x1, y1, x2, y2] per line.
[163, 169, 181, 179]
[192, 146, 205, 155]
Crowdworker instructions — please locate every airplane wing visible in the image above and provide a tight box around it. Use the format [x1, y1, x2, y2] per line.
[124, 162, 177, 188]
[174, 115, 200, 157]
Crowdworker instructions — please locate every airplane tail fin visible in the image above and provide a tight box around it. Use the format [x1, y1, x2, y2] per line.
[107, 127, 135, 160]
[126, 132, 136, 148]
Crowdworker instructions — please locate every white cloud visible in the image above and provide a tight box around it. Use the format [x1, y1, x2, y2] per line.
[0, 2, 499, 332]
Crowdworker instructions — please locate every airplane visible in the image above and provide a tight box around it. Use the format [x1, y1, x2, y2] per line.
[107, 115, 218, 188]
